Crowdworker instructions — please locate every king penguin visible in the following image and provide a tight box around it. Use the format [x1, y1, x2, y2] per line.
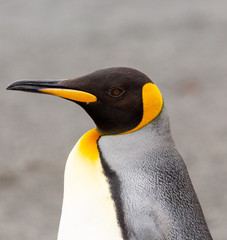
[7, 67, 213, 240]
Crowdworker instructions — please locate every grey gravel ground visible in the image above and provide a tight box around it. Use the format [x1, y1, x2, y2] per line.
[1, 1, 227, 239]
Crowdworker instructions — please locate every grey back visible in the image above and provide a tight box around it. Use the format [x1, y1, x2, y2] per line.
[98, 107, 212, 240]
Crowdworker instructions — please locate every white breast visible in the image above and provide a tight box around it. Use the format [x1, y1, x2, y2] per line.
[57, 141, 123, 240]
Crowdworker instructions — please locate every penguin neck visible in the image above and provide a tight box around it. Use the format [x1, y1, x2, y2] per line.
[121, 106, 173, 143]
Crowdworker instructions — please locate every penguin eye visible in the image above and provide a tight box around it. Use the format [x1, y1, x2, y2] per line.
[108, 88, 124, 97]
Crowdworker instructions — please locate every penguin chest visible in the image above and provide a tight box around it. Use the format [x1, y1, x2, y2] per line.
[58, 130, 123, 240]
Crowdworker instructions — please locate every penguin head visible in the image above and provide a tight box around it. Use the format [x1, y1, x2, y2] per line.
[7, 67, 163, 135]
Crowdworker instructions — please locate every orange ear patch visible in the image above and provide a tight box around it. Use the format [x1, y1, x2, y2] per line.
[124, 83, 163, 134]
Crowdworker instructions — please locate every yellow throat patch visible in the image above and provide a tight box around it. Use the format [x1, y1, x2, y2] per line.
[77, 129, 102, 162]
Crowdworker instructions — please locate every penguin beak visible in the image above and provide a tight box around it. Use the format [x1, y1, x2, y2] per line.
[6, 79, 97, 103]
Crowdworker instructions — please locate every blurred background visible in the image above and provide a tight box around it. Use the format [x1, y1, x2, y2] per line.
[1, 0, 227, 239]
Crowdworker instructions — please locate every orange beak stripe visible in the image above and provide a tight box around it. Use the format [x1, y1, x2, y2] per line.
[38, 88, 97, 103]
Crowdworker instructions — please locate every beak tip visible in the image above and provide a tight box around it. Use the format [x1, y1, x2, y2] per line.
[6, 79, 64, 92]
[6, 80, 53, 92]
[6, 83, 16, 90]
[6, 80, 26, 91]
